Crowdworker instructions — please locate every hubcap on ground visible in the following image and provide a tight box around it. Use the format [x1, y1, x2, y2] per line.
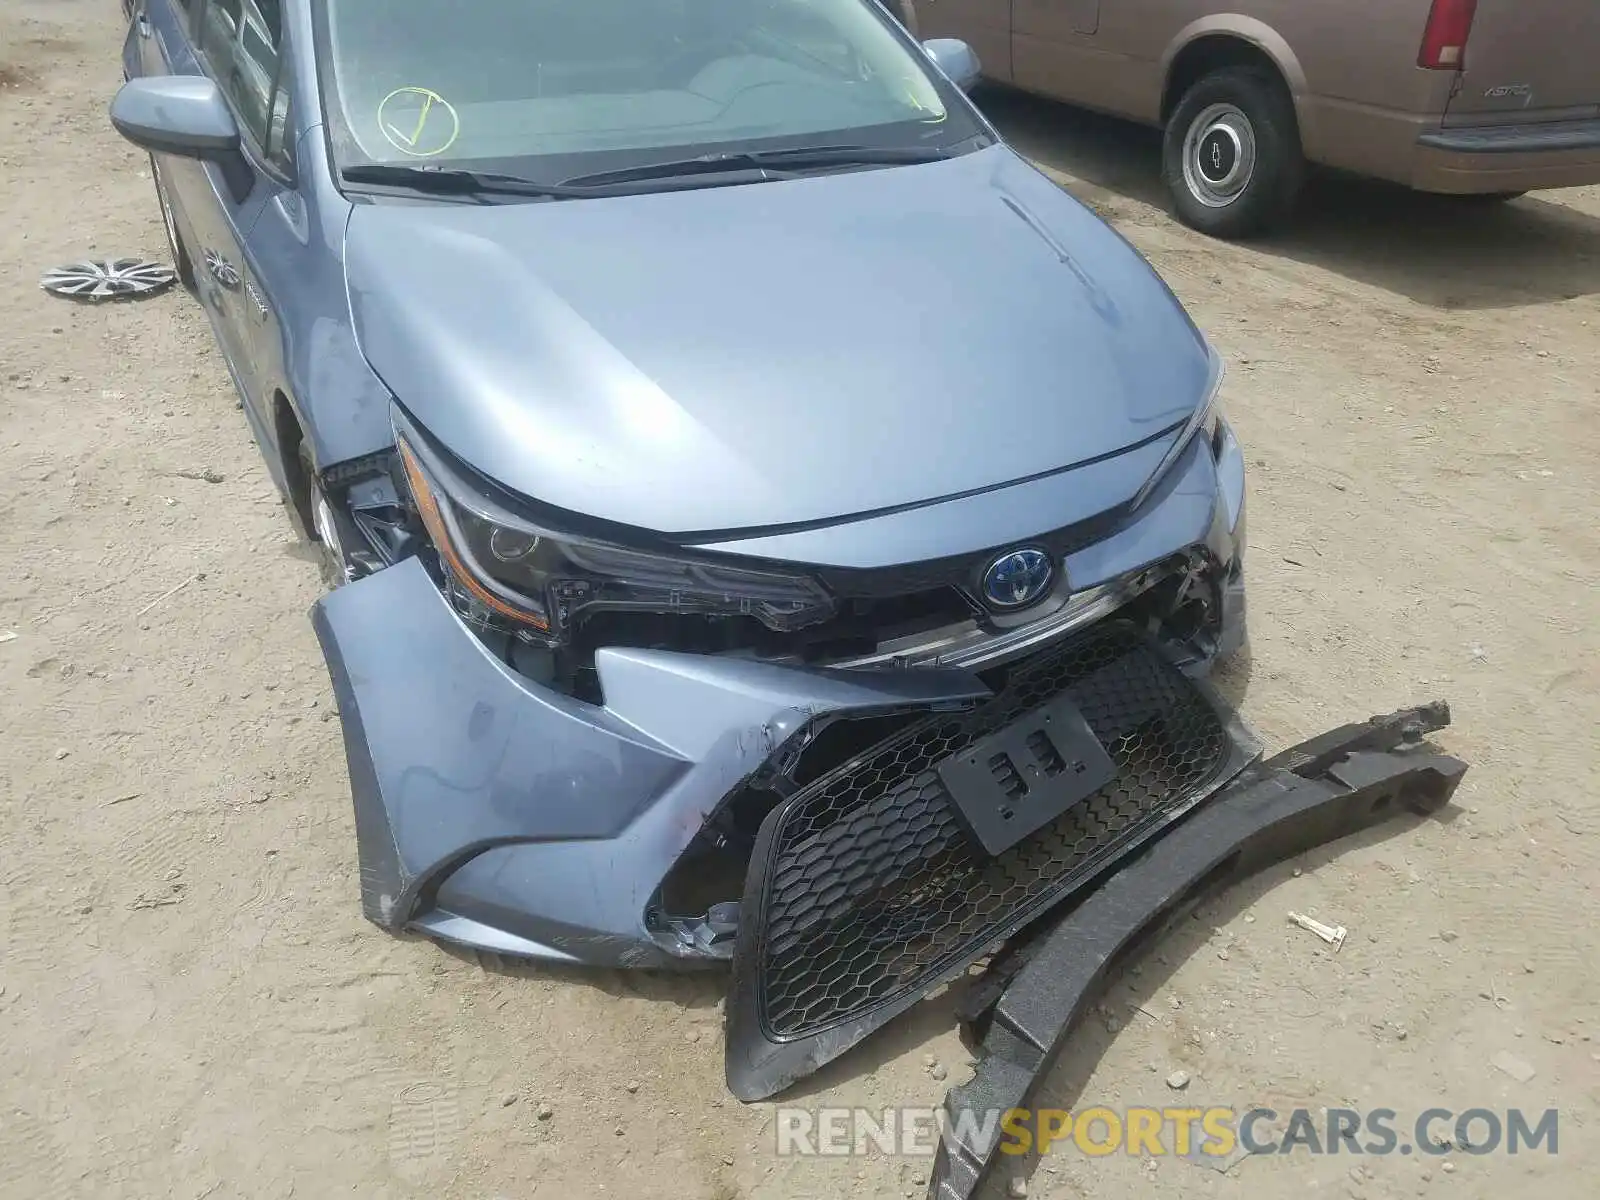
[1181, 103, 1257, 208]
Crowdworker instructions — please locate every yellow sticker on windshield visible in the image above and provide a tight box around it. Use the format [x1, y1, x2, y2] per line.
[378, 87, 460, 158]
[897, 76, 942, 117]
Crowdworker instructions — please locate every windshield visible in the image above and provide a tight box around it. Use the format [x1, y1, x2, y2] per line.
[318, 0, 981, 183]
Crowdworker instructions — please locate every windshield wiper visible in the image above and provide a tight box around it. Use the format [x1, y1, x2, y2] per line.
[558, 144, 949, 188]
[340, 164, 589, 200]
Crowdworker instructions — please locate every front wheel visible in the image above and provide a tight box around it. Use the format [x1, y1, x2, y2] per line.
[1162, 68, 1304, 239]
[298, 441, 354, 588]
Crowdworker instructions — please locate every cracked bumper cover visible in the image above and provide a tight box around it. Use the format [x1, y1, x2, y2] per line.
[927, 701, 1467, 1200]
[312, 555, 995, 966]
[310, 423, 1247, 970]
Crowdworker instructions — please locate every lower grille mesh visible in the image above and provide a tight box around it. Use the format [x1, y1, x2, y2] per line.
[755, 622, 1230, 1040]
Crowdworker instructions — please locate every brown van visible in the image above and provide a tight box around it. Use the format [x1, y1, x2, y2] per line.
[911, 0, 1600, 236]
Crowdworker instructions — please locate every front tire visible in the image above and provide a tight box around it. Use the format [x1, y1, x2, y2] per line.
[1162, 67, 1304, 239]
[298, 441, 352, 588]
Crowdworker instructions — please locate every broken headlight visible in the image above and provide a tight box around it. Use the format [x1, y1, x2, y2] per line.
[394, 421, 836, 642]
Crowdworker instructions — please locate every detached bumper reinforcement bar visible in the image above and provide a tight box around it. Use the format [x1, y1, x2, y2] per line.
[929, 701, 1467, 1200]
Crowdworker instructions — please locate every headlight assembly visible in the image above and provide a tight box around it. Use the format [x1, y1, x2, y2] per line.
[1129, 345, 1226, 513]
[394, 416, 836, 643]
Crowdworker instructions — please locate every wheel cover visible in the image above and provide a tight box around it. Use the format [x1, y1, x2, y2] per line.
[40, 259, 175, 301]
[1181, 103, 1257, 209]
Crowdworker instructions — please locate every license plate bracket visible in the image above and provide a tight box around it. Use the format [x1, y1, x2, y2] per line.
[937, 694, 1117, 856]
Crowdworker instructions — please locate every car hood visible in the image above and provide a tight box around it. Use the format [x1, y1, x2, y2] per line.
[345, 144, 1212, 537]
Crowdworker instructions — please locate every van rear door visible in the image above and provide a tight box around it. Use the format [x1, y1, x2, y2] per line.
[1441, 0, 1600, 125]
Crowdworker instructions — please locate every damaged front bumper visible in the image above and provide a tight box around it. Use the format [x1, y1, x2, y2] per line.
[312, 554, 997, 966]
[313, 544, 1461, 1132]
[312, 427, 1253, 1092]
[311, 426, 1247, 972]
[928, 701, 1466, 1200]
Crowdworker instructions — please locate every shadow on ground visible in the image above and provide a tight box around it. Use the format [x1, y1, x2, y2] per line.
[978, 85, 1600, 311]
[436, 941, 730, 1012]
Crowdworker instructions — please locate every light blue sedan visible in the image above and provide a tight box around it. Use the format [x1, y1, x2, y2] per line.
[112, 0, 1247, 1103]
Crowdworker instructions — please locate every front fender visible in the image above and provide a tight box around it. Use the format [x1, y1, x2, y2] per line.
[265, 134, 397, 475]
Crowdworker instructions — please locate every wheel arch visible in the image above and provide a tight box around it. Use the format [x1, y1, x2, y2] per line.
[1160, 19, 1315, 155]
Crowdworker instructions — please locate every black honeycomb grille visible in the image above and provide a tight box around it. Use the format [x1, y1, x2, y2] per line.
[754, 622, 1230, 1040]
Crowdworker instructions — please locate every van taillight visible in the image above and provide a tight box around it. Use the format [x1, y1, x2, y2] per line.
[1419, 0, 1478, 69]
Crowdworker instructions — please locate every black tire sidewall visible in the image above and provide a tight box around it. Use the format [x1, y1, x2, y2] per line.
[150, 155, 197, 289]
[295, 440, 348, 589]
[1163, 68, 1303, 239]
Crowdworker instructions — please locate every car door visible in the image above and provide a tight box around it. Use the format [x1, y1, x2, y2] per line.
[126, 0, 213, 252]
[140, 0, 279, 416]
[127, 0, 197, 80]
[230, 45, 306, 464]
[1012, 0, 1170, 121]
[190, 0, 287, 409]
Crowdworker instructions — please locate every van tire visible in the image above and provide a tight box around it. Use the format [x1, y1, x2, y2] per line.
[1163, 67, 1304, 239]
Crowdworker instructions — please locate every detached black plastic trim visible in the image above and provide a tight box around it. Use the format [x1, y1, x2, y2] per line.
[928, 701, 1466, 1200]
[1418, 119, 1600, 154]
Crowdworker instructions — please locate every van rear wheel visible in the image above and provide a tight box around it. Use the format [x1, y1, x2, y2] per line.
[1163, 67, 1304, 239]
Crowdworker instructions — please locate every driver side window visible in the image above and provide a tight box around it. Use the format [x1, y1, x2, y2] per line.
[196, 0, 285, 159]
[199, 0, 241, 61]
[264, 65, 296, 177]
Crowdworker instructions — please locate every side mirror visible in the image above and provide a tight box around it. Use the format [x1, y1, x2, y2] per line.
[111, 75, 240, 160]
[923, 38, 981, 93]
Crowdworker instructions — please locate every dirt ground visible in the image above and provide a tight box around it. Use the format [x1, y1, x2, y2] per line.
[2, 4, 1597, 1199]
